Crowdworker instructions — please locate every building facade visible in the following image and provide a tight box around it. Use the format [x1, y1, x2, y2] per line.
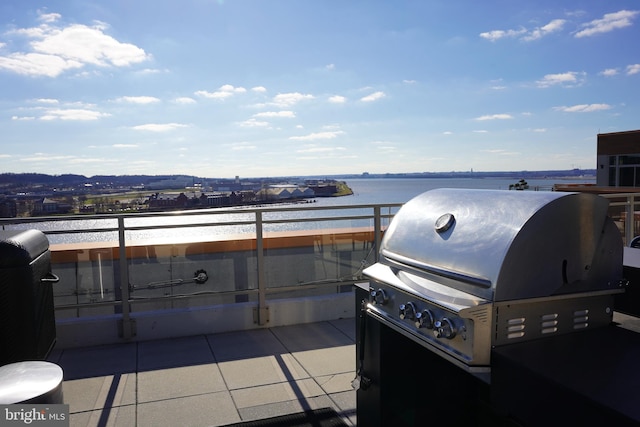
[597, 130, 640, 187]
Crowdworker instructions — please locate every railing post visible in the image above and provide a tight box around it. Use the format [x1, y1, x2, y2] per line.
[118, 216, 134, 339]
[255, 211, 269, 325]
[374, 206, 382, 262]
[627, 195, 636, 245]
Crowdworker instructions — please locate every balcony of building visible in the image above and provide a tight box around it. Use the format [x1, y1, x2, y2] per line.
[2, 192, 640, 426]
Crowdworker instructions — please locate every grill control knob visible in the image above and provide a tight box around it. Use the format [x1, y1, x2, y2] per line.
[399, 302, 417, 321]
[434, 317, 457, 339]
[370, 289, 389, 305]
[415, 309, 435, 329]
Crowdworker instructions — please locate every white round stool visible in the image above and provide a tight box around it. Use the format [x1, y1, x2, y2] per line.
[0, 361, 64, 404]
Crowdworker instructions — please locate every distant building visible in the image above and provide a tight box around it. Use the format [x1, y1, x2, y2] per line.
[256, 185, 315, 201]
[32, 198, 72, 215]
[148, 191, 245, 209]
[597, 129, 640, 187]
[0, 198, 17, 218]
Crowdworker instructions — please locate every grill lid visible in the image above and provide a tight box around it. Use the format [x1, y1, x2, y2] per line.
[378, 188, 623, 302]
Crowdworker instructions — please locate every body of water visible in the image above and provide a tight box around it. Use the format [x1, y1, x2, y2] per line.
[3, 177, 596, 245]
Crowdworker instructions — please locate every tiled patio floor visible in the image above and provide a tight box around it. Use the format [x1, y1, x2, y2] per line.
[47, 318, 357, 426]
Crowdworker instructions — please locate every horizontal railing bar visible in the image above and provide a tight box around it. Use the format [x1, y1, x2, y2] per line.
[262, 214, 381, 225]
[0, 203, 403, 223]
[53, 279, 356, 311]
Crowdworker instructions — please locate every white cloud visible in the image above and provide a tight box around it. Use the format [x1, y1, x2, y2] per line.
[575, 10, 639, 38]
[627, 64, 640, 75]
[35, 98, 59, 104]
[360, 91, 385, 102]
[480, 18, 566, 42]
[137, 68, 167, 75]
[173, 97, 196, 104]
[474, 113, 513, 121]
[0, 52, 83, 77]
[195, 84, 246, 99]
[553, 104, 612, 112]
[296, 146, 346, 153]
[37, 11, 61, 23]
[40, 108, 110, 121]
[272, 92, 314, 107]
[11, 116, 36, 121]
[479, 28, 527, 41]
[113, 144, 138, 148]
[132, 123, 188, 132]
[238, 118, 269, 127]
[289, 131, 344, 141]
[251, 86, 267, 93]
[522, 19, 566, 41]
[0, 13, 150, 77]
[115, 96, 160, 104]
[21, 153, 75, 162]
[328, 95, 347, 104]
[326, 63, 335, 70]
[600, 68, 619, 77]
[254, 111, 295, 118]
[32, 25, 149, 67]
[536, 71, 586, 88]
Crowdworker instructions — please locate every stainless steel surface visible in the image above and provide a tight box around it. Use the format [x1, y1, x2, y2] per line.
[363, 189, 626, 377]
[0, 361, 64, 404]
[377, 188, 623, 301]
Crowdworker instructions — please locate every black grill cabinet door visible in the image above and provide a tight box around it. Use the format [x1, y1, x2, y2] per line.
[0, 230, 57, 365]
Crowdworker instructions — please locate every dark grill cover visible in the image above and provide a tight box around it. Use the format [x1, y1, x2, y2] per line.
[0, 230, 56, 365]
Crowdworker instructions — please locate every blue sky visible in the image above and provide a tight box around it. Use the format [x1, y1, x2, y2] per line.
[0, 1, 638, 178]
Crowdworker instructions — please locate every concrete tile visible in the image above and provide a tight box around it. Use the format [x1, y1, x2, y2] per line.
[237, 395, 337, 422]
[315, 372, 356, 394]
[58, 343, 136, 380]
[138, 335, 214, 370]
[218, 353, 309, 390]
[329, 390, 357, 426]
[330, 318, 356, 342]
[207, 328, 287, 361]
[271, 322, 353, 352]
[63, 374, 136, 413]
[137, 391, 240, 427]
[138, 363, 227, 403]
[67, 404, 135, 427]
[231, 378, 325, 409]
[292, 345, 355, 377]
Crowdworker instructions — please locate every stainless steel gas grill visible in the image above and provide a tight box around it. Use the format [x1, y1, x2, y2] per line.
[355, 188, 635, 427]
[363, 188, 625, 377]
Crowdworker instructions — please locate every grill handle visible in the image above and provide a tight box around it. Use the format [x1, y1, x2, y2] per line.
[41, 272, 60, 284]
[352, 299, 371, 391]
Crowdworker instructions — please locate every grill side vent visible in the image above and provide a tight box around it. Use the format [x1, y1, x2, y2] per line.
[507, 317, 525, 339]
[467, 307, 490, 324]
[573, 309, 589, 329]
[541, 313, 558, 334]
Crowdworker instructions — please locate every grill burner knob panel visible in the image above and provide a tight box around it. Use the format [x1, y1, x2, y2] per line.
[370, 289, 389, 305]
[399, 302, 417, 321]
[434, 317, 457, 339]
[415, 309, 435, 329]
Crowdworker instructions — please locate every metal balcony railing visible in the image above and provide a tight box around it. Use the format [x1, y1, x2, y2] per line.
[0, 203, 401, 338]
